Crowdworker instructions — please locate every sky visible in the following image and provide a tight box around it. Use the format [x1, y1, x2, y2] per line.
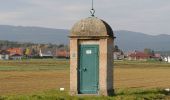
[0, 0, 170, 35]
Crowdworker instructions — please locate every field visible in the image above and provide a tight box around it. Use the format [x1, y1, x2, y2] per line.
[0, 59, 170, 99]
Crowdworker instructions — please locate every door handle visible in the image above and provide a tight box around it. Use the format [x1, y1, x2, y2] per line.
[83, 67, 87, 72]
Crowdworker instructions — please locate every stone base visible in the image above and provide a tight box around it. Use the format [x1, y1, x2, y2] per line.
[107, 89, 115, 96]
[99, 89, 115, 96]
[69, 91, 77, 96]
[70, 89, 114, 96]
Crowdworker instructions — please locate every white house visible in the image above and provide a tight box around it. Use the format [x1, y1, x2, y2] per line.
[39, 49, 53, 57]
[168, 56, 170, 63]
[163, 56, 170, 63]
[114, 51, 124, 60]
[164, 57, 168, 62]
[11, 54, 22, 60]
[0, 54, 2, 60]
[0, 50, 10, 60]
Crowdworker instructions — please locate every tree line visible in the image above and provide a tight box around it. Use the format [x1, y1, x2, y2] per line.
[0, 40, 68, 50]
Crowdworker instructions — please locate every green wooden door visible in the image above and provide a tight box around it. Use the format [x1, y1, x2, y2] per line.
[78, 45, 99, 94]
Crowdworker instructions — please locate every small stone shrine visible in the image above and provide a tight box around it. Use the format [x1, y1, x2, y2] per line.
[70, 1, 115, 96]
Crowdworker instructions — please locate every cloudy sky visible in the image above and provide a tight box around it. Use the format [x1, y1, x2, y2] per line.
[0, 0, 169, 35]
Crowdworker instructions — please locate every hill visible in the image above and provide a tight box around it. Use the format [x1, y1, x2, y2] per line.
[0, 25, 69, 44]
[0, 25, 170, 51]
[115, 30, 170, 51]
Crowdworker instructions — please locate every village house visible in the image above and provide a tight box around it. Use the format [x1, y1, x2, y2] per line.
[56, 49, 70, 58]
[114, 51, 124, 60]
[127, 51, 152, 61]
[11, 54, 22, 60]
[154, 53, 161, 59]
[168, 56, 170, 63]
[127, 50, 162, 61]
[0, 50, 10, 60]
[39, 48, 70, 59]
[164, 57, 168, 62]
[163, 56, 170, 63]
[39, 48, 54, 58]
[7, 48, 23, 56]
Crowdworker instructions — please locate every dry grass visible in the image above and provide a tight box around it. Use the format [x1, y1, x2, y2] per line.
[114, 61, 170, 89]
[0, 59, 170, 96]
[0, 71, 69, 95]
[115, 67, 170, 88]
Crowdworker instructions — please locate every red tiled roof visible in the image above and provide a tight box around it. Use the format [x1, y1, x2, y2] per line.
[7, 48, 23, 56]
[56, 50, 70, 57]
[129, 51, 152, 59]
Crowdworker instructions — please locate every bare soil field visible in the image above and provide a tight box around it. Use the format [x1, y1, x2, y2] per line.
[0, 59, 170, 95]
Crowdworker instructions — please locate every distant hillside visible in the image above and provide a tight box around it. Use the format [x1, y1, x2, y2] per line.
[0, 25, 170, 51]
[115, 30, 170, 51]
[0, 25, 69, 44]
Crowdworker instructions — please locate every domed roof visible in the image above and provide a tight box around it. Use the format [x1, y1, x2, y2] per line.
[70, 17, 114, 38]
